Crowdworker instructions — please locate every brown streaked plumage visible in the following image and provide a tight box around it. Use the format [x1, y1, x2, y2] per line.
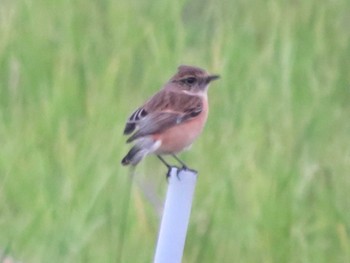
[121, 65, 219, 174]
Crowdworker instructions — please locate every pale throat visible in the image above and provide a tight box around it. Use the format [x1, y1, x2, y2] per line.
[181, 86, 209, 98]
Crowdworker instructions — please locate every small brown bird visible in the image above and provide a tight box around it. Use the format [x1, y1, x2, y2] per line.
[121, 65, 219, 175]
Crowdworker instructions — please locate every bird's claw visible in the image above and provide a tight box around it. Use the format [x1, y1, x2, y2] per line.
[166, 167, 172, 181]
[181, 165, 197, 175]
[166, 165, 197, 182]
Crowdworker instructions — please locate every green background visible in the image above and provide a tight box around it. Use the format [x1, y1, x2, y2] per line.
[0, 0, 349, 262]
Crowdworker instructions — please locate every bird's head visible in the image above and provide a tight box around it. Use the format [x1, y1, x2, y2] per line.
[168, 65, 220, 94]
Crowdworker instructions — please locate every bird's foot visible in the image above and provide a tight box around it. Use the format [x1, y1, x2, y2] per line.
[173, 166, 198, 180]
[165, 165, 198, 182]
[180, 165, 198, 175]
[166, 166, 180, 181]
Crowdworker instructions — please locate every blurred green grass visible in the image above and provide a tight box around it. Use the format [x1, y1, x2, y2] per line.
[1, 0, 350, 262]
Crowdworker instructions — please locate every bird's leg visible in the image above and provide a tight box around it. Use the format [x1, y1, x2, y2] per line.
[157, 155, 175, 180]
[171, 154, 188, 169]
[171, 154, 198, 176]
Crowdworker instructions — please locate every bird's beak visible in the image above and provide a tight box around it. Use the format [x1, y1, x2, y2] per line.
[206, 75, 220, 83]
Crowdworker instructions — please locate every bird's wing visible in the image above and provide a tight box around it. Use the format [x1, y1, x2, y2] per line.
[124, 90, 203, 142]
[123, 106, 147, 135]
[126, 112, 181, 142]
[123, 90, 168, 135]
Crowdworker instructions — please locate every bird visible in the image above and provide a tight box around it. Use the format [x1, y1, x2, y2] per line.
[121, 65, 219, 177]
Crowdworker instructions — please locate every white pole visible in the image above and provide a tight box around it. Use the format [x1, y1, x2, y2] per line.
[153, 167, 198, 263]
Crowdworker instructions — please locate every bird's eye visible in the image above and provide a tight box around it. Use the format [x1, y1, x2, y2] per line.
[184, 77, 196, 85]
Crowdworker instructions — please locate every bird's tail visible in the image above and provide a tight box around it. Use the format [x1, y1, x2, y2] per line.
[121, 145, 143, 166]
[121, 138, 158, 166]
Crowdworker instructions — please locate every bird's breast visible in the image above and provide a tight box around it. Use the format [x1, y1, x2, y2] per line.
[153, 97, 208, 154]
